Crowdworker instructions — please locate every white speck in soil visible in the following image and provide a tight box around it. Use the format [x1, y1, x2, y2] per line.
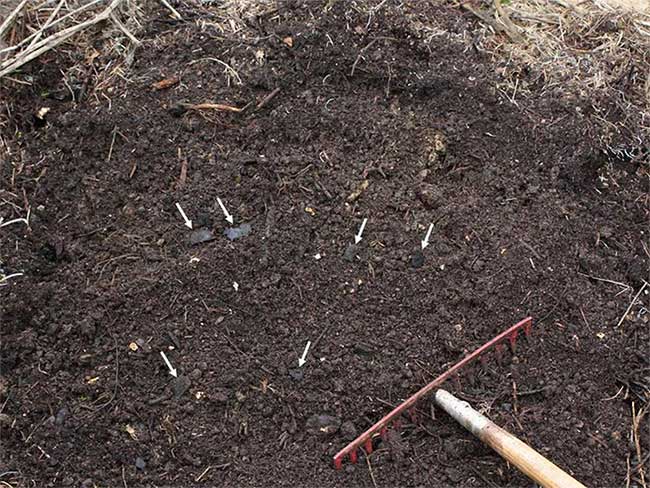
[135, 457, 146, 470]
[305, 414, 341, 436]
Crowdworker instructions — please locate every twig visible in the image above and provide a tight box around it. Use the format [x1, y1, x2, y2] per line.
[616, 281, 648, 328]
[195, 466, 211, 482]
[107, 127, 117, 163]
[256, 87, 281, 111]
[365, 453, 378, 488]
[0, 217, 29, 228]
[184, 102, 243, 112]
[0, 273, 24, 286]
[493, 0, 526, 43]
[351, 39, 378, 76]
[578, 272, 630, 290]
[0, 0, 105, 56]
[109, 12, 140, 46]
[0, 0, 128, 79]
[26, 0, 66, 51]
[0, 0, 29, 41]
[632, 403, 647, 488]
[462, 3, 507, 34]
[159, 0, 183, 20]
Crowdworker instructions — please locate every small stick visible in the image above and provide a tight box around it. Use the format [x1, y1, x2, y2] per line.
[615, 281, 648, 328]
[185, 102, 243, 112]
[631, 403, 647, 488]
[107, 128, 117, 163]
[1, 0, 104, 55]
[26, 0, 66, 51]
[578, 272, 630, 290]
[365, 453, 378, 488]
[0, 217, 29, 228]
[350, 39, 378, 76]
[0, 272, 24, 285]
[256, 87, 281, 111]
[493, 0, 526, 43]
[195, 466, 211, 482]
[110, 12, 141, 46]
[0, 0, 127, 79]
[0, 0, 29, 41]
[178, 148, 188, 187]
[159, 0, 183, 20]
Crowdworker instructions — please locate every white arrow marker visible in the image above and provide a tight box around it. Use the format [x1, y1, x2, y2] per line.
[217, 197, 234, 225]
[421, 223, 434, 250]
[175, 202, 193, 229]
[354, 218, 368, 244]
[298, 340, 311, 367]
[160, 351, 178, 377]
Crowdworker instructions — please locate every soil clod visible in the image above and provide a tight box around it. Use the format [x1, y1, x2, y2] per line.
[340, 421, 357, 441]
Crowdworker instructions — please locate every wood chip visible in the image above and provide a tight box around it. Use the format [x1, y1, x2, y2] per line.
[152, 76, 180, 90]
[347, 179, 369, 202]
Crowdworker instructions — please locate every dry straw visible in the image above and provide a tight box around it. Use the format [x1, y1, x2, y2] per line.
[463, 0, 650, 138]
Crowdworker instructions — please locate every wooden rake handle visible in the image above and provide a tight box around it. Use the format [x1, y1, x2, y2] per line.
[435, 389, 587, 488]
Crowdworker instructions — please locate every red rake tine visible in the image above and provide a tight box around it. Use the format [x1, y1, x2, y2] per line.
[508, 329, 518, 353]
[333, 317, 533, 469]
[364, 438, 373, 454]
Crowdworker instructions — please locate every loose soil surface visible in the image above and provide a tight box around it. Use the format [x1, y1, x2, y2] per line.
[1, 2, 648, 487]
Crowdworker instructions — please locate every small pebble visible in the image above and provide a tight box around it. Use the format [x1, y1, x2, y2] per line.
[343, 244, 358, 262]
[224, 223, 252, 241]
[172, 376, 191, 398]
[288, 368, 304, 381]
[411, 250, 425, 268]
[135, 338, 152, 353]
[135, 457, 146, 470]
[189, 228, 215, 245]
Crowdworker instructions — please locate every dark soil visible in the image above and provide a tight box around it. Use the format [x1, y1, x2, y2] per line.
[1, 1, 648, 487]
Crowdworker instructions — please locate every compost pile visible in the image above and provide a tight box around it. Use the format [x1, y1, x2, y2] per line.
[1, 1, 648, 487]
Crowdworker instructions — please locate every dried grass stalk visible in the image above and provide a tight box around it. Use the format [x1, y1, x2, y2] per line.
[0, 0, 137, 79]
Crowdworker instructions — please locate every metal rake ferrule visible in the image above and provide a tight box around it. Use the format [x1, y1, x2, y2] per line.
[333, 317, 533, 469]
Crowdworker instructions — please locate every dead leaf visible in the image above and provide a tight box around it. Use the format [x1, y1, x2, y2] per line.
[152, 76, 180, 90]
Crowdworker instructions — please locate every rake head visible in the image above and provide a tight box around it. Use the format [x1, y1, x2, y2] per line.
[333, 317, 533, 469]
